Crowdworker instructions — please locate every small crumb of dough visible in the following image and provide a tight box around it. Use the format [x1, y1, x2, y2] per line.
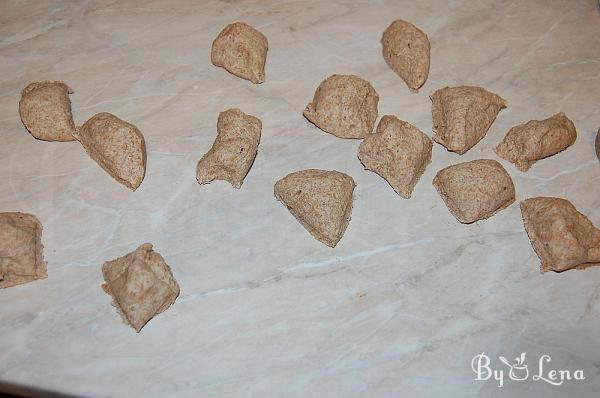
[358, 115, 432, 198]
[0, 212, 47, 289]
[495, 112, 577, 171]
[101, 243, 180, 332]
[19, 81, 77, 141]
[433, 159, 515, 224]
[75, 112, 147, 191]
[196, 108, 261, 189]
[303, 74, 379, 139]
[520, 197, 600, 273]
[274, 169, 355, 247]
[211, 22, 268, 84]
[381, 19, 431, 92]
[430, 86, 507, 154]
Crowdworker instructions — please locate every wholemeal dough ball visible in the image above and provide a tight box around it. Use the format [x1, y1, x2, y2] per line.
[431, 86, 507, 154]
[75, 112, 147, 191]
[358, 115, 432, 198]
[274, 169, 355, 247]
[495, 112, 577, 171]
[381, 19, 431, 92]
[303, 74, 379, 139]
[433, 159, 515, 224]
[19, 81, 77, 141]
[101, 243, 180, 332]
[0, 212, 47, 289]
[520, 197, 600, 273]
[196, 108, 261, 189]
[211, 22, 268, 84]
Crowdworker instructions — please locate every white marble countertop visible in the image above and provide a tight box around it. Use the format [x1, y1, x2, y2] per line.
[1, 1, 599, 397]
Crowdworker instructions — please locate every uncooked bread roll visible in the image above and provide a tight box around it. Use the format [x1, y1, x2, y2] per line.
[196, 108, 261, 189]
[211, 22, 268, 84]
[495, 112, 577, 171]
[19, 81, 77, 141]
[358, 115, 432, 198]
[520, 197, 600, 273]
[75, 112, 147, 191]
[274, 169, 355, 247]
[381, 19, 431, 92]
[430, 86, 507, 154]
[433, 159, 515, 223]
[101, 243, 180, 332]
[0, 212, 47, 289]
[303, 74, 379, 139]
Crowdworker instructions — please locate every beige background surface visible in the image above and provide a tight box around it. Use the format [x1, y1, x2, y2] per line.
[1, 0, 599, 397]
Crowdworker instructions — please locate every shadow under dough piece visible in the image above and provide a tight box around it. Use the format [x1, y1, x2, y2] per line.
[0, 212, 47, 289]
[381, 19, 431, 93]
[211, 22, 268, 84]
[303, 74, 379, 139]
[433, 159, 515, 224]
[196, 108, 261, 189]
[430, 86, 507, 154]
[495, 112, 577, 172]
[74, 112, 147, 191]
[101, 243, 180, 332]
[274, 169, 356, 247]
[358, 115, 432, 198]
[520, 197, 600, 273]
[19, 81, 77, 141]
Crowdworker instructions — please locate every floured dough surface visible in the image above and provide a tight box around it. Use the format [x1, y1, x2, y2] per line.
[495, 112, 577, 171]
[303, 74, 379, 139]
[520, 197, 600, 273]
[274, 169, 355, 247]
[19, 80, 77, 142]
[0, 212, 47, 289]
[430, 86, 507, 154]
[101, 243, 180, 332]
[358, 115, 432, 198]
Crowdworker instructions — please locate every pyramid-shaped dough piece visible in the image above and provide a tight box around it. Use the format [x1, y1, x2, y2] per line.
[358, 115, 432, 198]
[196, 108, 261, 189]
[303, 74, 379, 139]
[101, 243, 180, 332]
[19, 81, 77, 142]
[274, 169, 356, 247]
[0, 212, 47, 289]
[381, 20, 431, 92]
[431, 86, 507, 154]
[433, 159, 515, 224]
[495, 112, 577, 171]
[520, 197, 600, 273]
[211, 22, 268, 84]
[75, 112, 147, 190]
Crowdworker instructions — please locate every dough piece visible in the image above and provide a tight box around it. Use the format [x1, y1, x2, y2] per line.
[196, 108, 261, 189]
[303, 74, 379, 139]
[211, 22, 268, 84]
[433, 159, 515, 224]
[358, 115, 432, 198]
[101, 243, 180, 332]
[381, 19, 431, 92]
[595, 128, 599, 160]
[75, 112, 147, 191]
[430, 86, 507, 154]
[19, 80, 77, 141]
[520, 197, 600, 273]
[0, 212, 47, 289]
[274, 169, 355, 247]
[495, 112, 577, 171]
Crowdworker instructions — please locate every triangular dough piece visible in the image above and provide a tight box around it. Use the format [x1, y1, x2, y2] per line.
[358, 115, 432, 198]
[274, 169, 356, 247]
[431, 86, 507, 154]
[75, 112, 147, 190]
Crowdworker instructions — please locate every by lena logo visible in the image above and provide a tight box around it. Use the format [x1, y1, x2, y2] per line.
[471, 352, 585, 388]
